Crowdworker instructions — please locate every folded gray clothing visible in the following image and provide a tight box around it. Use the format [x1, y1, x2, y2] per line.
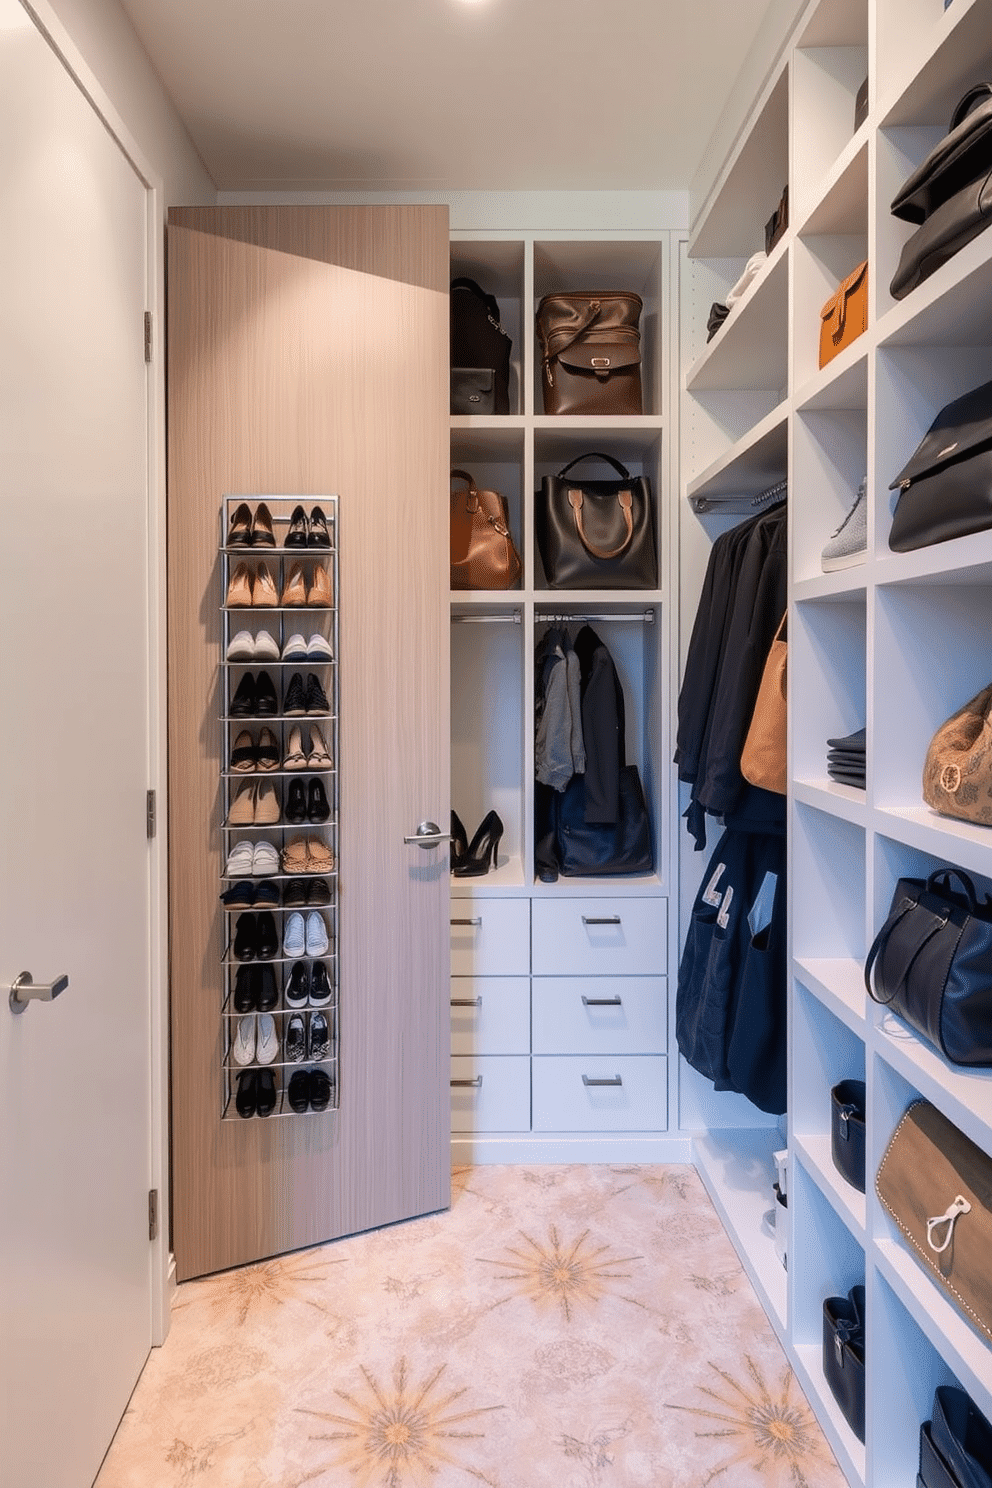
[828, 749, 866, 766]
[827, 727, 866, 751]
[828, 767, 866, 786]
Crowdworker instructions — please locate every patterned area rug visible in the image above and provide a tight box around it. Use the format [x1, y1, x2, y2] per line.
[96, 1165, 846, 1488]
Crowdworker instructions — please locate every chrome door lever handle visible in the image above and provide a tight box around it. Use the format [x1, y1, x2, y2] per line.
[403, 820, 451, 849]
[7, 971, 70, 1015]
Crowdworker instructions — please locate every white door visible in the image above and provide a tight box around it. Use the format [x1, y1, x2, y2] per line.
[0, 6, 154, 1486]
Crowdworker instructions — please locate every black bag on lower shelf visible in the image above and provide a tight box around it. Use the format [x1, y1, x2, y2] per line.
[450, 277, 511, 414]
[822, 1286, 866, 1443]
[830, 1080, 867, 1193]
[554, 765, 652, 877]
[919, 1387, 992, 1488]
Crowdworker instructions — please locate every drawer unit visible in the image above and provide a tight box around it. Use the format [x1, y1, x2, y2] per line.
[450, 1055, 531, 1133]
[450, 977, 530, 1055]
[531, 1055, 668, 1132]
[531, 897, 665, 977]
[531, 976, 667, 1055]
[450, 897, 530, 977]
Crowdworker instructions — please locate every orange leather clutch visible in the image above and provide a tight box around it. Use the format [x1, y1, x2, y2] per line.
[819, 260, 868, 368]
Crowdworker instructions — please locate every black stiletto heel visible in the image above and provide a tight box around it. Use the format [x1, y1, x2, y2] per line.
[453, 810, 503, 877]
[451, 810, 469, 872]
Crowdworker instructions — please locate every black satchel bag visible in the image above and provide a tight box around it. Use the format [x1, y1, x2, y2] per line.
[920, 1387, 992, 1488]
[888, 377, 992, 551]
[555, 764, 652, 877]
[536, 453, 657, 590]
[865, 867, 992, 1065]
[822, 1286, 866, 1443]
[450, 277, 511, 414]
[830, 1080, 866, 1193]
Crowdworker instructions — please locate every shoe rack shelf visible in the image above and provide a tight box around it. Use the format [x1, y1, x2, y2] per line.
[681, 0, 992, 1484]
[219, 494, 340, 1121]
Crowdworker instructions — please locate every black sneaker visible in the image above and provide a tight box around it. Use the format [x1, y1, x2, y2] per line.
[285, 1012, 307, 1062]
[255, 671, 278, 716]
[221, 881, 256, 907]
[233, 964, 256, 1013]
[309, 1011, 330, 1061]
[283, 672, 306, 716]
[304, 673, 329, 714]
[256, 965, 278, 1011]
[287, 1069, 310, 1113]
[284, 960, 309, 1008]
[253, 879, 280, 908]
[283, 877, 308, 907]
[306, 878, 331, 906]
[309, 960, 332, 1007]
[229, 673, 257, 717]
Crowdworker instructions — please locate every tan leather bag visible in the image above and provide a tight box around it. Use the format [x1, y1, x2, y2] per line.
[819, 260, 869, 368]
[450, 470, 521, 591]
[876, 1100, 992, 1347]
[741, 613, 787, 794]
[536, 291, 642, 415]
[923, 681, 992, 825]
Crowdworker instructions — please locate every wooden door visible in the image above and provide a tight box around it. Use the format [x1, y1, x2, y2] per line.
[168, 207, 450, 1280]
[0, 4, 154, 1482]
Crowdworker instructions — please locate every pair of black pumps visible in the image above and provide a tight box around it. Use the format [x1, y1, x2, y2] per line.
[285, 778, 330, 824]
[450, 809, 503, 876]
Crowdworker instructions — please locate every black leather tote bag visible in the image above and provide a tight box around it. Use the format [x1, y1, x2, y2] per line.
[920, 1387, 992, 1488]
[536, 452, 657, 590]
[888, 377, 992, 551]
[865, 867, 992, 1065]
[555, 765, 652, 876]
[822, 1287, 866, 1443]
[830, 1080, 867, 1193]
[892, 84, 992, 224]
[450, 277, 511, 414]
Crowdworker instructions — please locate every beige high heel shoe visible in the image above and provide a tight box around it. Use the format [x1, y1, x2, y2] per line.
[227, 780, 256, 824]
[281, 560, 307, 606]
[226, 562, 253, 607]
[254, 780, 281, 825]
[307, 562, 333, 607]
[252, 562, 278, 607]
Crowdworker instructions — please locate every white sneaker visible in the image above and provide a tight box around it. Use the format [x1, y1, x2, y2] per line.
[252, 840, 280, 876]
[305, 910, 329, 957]
[284, 911, 306, 958]
[307, 634, 334, 662]
[226, 841, 255, 876]
[226, 630, 255, 661]
[282, 633, 308, 662]
[256, 1013, 279, 1065]
[253, 629, 280, 661]
[232, 1014, 255, 1066]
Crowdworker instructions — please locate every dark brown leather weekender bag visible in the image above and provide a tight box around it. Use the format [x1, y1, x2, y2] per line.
[877, 1100, 992, 1347]
[536, 291, 643, 415]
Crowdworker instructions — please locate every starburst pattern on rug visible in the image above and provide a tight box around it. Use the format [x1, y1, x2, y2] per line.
[297, 1356, 502, 1487]
[480, 1225, 643, 1322]
[177, 1249, 345, 1327]
[667, 1356, 832, 1486]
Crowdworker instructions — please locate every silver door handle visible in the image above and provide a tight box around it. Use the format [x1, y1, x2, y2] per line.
[450, 1075, 483, 1088]
[582, 915, 622, 925]
[581, 996, 623, 1006]
[582, 1073, 623, 1087]
[403, 820, 450, 849]
[450, 997, 482, 1007]
[7, 971, 70, 1016]
[451, 917, 482, 926]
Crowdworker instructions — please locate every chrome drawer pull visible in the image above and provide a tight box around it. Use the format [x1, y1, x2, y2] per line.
[581, 915, 621, 925]
[450, 997, 482, 1008]
[450, 1076, 483, 1088]
[582, 1073, 623, 1087]
[451, 917, 482, 927]
[581, 995, 622, 1007]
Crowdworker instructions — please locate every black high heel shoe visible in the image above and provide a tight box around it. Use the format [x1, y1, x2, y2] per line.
[450, 810, 469, 872]
[453, 810, 503, 877]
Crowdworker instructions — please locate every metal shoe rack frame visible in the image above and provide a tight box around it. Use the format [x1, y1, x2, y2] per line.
[219, 493, 340, 1119]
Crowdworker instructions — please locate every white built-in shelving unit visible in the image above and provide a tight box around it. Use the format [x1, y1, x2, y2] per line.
[448, 231, 689, 1162]
[681, 0, 992, 1482]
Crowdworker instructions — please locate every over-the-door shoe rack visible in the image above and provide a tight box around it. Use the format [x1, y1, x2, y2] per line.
[219, 493, 340, 1119]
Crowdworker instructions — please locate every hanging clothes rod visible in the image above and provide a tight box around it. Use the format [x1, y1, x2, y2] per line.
[451, 613, 522, 624]
[540, 609, 655, 625]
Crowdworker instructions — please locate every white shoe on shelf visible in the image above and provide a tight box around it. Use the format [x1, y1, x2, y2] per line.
[232, 1014, 256, 1066]
[255, 1013, 279, 1065]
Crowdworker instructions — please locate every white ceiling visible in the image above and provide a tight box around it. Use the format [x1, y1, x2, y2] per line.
[118, 0, 778, 192]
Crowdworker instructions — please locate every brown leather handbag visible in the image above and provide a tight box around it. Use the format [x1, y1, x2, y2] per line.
[740, 613, 787, 794]
[450, 470, 521, 591]
[536, 291, 643, 415]
[819, 260, 868, 368]
[923, 681, 992, 825]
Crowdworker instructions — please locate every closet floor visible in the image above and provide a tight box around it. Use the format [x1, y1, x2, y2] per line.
[96, 1164, 845, 1488]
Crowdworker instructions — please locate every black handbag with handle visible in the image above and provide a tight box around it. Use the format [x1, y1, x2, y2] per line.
[450, 277, 512, 414]
[830, 1079, 867, 1193]
[888, 376, 992, 551]
[865, 867, 992, 1065]
[536, 452, 657, 590]
[822, 1286, 866, 1443]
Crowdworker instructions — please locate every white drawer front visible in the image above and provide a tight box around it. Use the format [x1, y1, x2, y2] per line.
[531, 977, 667, 1055]
[531, 1055, 667, 1132]
[450, 1055, 531, 1133]
[450, 977, 530, 1055]
[450, 898, 530, 976]
[531, 897, 665, 977]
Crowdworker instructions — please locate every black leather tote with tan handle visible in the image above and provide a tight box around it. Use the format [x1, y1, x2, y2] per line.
[535, 452, 657, 590]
